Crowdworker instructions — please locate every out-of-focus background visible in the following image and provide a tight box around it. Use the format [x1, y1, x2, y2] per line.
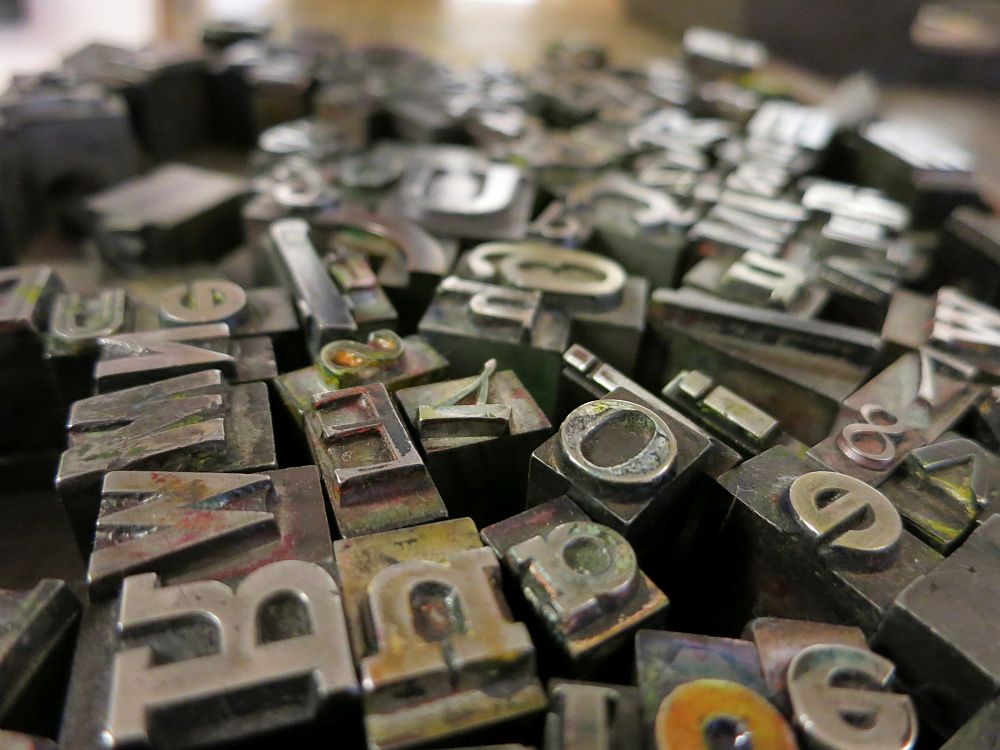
[2, 0, 998, 196]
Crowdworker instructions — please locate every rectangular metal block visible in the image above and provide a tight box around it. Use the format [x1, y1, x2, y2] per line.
[482, 497, 667, 676]
[395, 366, 551, 527]
[564, 173, 698, 289]
[59, 560, 359, 750]
[648, 287, 884, 445]
[87, 466, 333, 600]
[544, 680, 641, 750]
[277, 332, 447, 427]
[0, 74, 139, 197]
[418, 276, 570, 418]
[875, 515, 1000, 736]
[56, 370, 277, 555]
[85, 163, 246, 270]
[808, 349, 983, 486]
[528, 385, 712, 561]
[333, 518, 546, 750]
[0, 265, 66, 451]
[64, 42, 209, 159]
[305, 382, 447, 538]
[932, 208, 1000, 307]
[939, 695, 1000, 750]
[268, 218, 358, 357]
[95, 323, 278, 392]
[851, 121, 983, 228]
[717, 445, 942, 635]
[0, 580, 80, 737]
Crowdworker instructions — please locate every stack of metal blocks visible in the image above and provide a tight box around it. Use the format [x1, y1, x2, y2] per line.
[1, 21, 999, 750]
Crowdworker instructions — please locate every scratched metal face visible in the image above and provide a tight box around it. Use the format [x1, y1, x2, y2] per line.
[305, 381, 447, 538]
[87, 466, 333, 599]
[56, 369, 277, 553]
[717, 445, 942, 635]
[275, 331, 447, 426]
[482, 497, 667, 675]
[333, 519, 546, 749]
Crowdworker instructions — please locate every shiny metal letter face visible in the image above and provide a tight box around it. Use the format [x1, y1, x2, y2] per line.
[560, 400, 677, 489]
[403, 161, 520, 217]
[484, 498, 667, 672]
[931, 287, 1000, 356]
[787, 471, 902, 565]
[529, 387, 712, 559]
[305, 382, 447, 537]
[545, 681, 641, 750]
[158, 279, 248, 327]
[105, 560, 357, 749]
[419, 275, 570, 418]
[57, 370, 277, 552]
[718, 447, 940, 634]
[269, 218, 357, 357]
[718, 251, 807, 310]
[95, 323, 278, 392]
[787, 645, 917, 750]
[359, 545, 545, 749]
[654, 679, 797, 750]
[465, 241, 627, 310]
[509, 521, 658, 648]
[416, 358, 511, 440]
[662, 369, 783, 457]
[96, 323, 234, 390]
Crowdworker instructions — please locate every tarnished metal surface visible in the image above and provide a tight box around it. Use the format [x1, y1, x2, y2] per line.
[483, 498, 667, 676]
[277, 331, 447, 426]
[305, 382, 447, 538]
[396, 365, 550, 526]
[56, 369, 277, 553]
[334, 519, 545, 749]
